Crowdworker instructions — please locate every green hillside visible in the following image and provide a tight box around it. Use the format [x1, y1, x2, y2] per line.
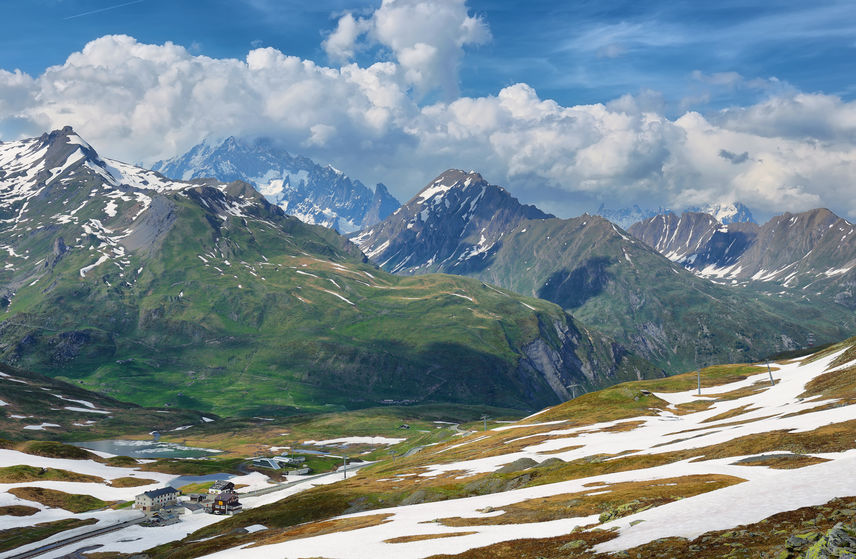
[0, 130, 657, 416]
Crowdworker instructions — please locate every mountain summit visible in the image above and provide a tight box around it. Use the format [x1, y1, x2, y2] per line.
[352, 169, 552, 274]
[151, 137, 400, 233]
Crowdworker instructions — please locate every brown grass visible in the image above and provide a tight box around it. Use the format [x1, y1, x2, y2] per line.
[0, 465, 103, 484]
[700, 404, 757, 423]
[384, 531, 478, 543]
[673, 400, 715, 415]
[8, 487, 109, 513]
[109, 477, 158, 488]
[800, 364, 856, 402]
[434, 474, 744, 527]
[538, 444, 584, 455]
[585, 420, 646, 433]
[666, 414, 777, 437]
[729, 454, 830, 469]
[427, 496, 856, 558]
[528, 418, 856, 487]
[706, 380, 774, 401]
[0, 505, 38, 516]
[248, 513, 393, 547]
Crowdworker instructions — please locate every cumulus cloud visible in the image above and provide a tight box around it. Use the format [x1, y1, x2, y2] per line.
[2, 31, 856, 220]
[323, 0, 490, 98]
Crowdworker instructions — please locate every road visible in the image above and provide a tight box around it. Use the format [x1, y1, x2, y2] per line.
[3, 517, 145, 559]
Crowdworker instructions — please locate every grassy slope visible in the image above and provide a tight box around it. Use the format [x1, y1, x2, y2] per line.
[0, 185, 655, 416]
[474, 217, 852, 372]
[0, 362, 210, 441]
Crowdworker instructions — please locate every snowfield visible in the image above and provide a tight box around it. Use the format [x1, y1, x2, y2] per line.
[3, 345, 855, 558]
[193, 347, 856, 559]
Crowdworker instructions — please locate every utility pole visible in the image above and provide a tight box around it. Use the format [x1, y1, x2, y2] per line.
[766, 361, 775, 387]
[480, 414, 488, 431]
[697, 370, 701, 396]
[342, 455, 347, 480]
[567, 384, 582, 399]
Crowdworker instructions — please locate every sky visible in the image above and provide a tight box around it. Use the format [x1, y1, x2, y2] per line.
[1, 0, 856, 220]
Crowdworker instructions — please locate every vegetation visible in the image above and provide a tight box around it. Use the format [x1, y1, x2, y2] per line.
[0, 465, 103, 484]
[0, 505, 38, 516]
[8, 487, 109, 513]
[138, 457, 246, 476]
[110, 476, 159, 487]
[0, 180, 657, 417]
[0, 518, 98, 553]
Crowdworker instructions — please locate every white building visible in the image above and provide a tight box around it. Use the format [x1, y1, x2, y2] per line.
[135, 487, 179, 513]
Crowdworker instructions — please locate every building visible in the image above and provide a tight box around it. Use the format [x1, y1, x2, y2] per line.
[206, 491, 242, 515]
[135, 487, 179, 513]
[208, 480, 235, 494]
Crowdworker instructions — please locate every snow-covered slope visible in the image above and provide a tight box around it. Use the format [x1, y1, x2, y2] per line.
[151, 137, 399, 233]
[180, 339, 856, 559]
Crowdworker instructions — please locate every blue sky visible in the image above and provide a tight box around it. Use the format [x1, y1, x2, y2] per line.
[5, 0, 855, 112]
[1, 0, 856, 219]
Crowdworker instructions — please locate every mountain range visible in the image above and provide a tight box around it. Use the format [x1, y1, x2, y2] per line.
[628, 208, 856, 309]
[151, 137, 400, 233]
[353, 170, 854, 372]
[0, 127, 657, 416]
[595, 201, 755, 228]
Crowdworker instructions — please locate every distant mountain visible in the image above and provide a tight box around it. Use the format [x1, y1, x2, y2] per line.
[629, 208, 856, 308]
[352, 169, 552, 274]
[596, 202, 754, 228]
[151, 137, 400, 233]
[354, 170, 853, 372]
[0, 128, 658, 415]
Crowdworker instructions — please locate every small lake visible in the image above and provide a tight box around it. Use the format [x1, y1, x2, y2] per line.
[167, 473, 233, 488]
[73, 439, 222, 458]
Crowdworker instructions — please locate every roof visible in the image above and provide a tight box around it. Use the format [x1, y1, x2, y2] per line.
[211, 480, 234, 489]
[142, 486, 179, 499]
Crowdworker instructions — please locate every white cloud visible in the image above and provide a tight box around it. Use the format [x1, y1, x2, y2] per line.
[2, 30, 856, 221]
[323, 0, 490, 98]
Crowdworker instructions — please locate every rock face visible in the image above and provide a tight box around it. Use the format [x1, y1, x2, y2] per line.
[787, 522, 856, 559]
[151, 137, 400, 233]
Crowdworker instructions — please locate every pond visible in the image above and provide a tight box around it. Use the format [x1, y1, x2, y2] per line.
[72, 439, 222, 458]
[167, 473, 233, 488]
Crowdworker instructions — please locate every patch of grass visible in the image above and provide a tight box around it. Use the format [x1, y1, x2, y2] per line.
[800, 364, 856, 403]
[105, 456, 139, 467]
[730, 453, 831, 469]
[17, 441, 99, 461]
[249, 513, 393, 547]
[520, 386, 669, 425]
[8, 487, 109, 513]
[138, 457, 245, 476]
[0, 505, 39, 516]
[110, 476, 158, 488]
[0, 518, 98, 553]
[0, 465, 103, 484]
[425, 527, 617, 558]
[700, 404, 757, 423]
[434, 474, 744, 527]
[385, 531, 478, 543]
[178, 481, 215, 494]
